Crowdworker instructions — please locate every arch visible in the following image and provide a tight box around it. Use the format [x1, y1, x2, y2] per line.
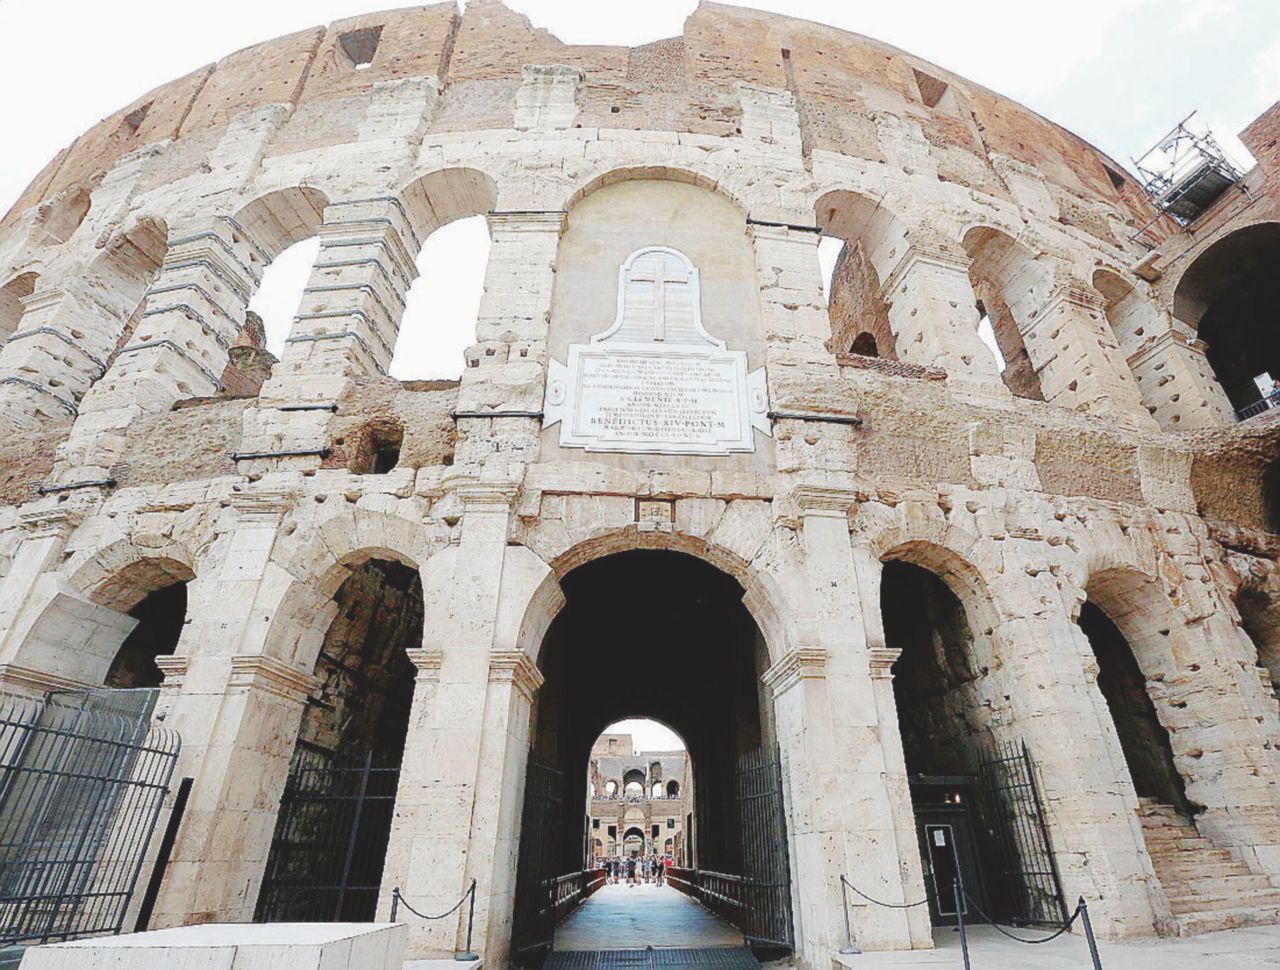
[666, 779, 680, 797]
[563, 165, 748, 216]
[604, 779, 619, 798]
[849, 331, 880, 357]
[815, 190, 910, 360]
[231, 186, 329, 264]
[37, 186, 92, 246]
[962, 226, 1048, 400]
[0, 272, 38, 340]
[515, 529, 795, 670]
[1171, 221, 1280, 411]
[400, 167, 499, 239]
[68, 535, 196, 613]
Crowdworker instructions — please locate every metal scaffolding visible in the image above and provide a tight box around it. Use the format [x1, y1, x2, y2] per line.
[1133, 112, 1244, 225]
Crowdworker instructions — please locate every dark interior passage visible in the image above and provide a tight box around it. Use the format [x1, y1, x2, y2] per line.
[513, 550, 790, 959]
[256, 557, 421, 923]
[105, 582, 188, 689]
[1078, 601, 1192, 816]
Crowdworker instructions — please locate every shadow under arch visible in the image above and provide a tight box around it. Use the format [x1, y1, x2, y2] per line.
[1171, 220, 1280, 411]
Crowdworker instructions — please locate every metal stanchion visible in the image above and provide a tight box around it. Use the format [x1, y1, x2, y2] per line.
[455, 879, 479, 961]
[838, 877, 861, 955]
[1077, 897, 1103, 970]
[953, 880, 971, 970]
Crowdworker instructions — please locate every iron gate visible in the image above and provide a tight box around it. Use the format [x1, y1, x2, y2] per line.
[0, 689, 179, 947]
[511, 755, 564, 961]
[975, 740, 1068, 925]
[734, 746, 793, 951]
[255, 746, 401, 922]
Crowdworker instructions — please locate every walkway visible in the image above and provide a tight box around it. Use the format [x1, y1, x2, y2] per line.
[555, 884, 744, 951]
[831, 922, 1280, 969]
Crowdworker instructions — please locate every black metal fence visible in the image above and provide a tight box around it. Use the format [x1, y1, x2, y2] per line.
[735, 746, 793, 950]
[0, 689, 179, 947]
[255, 747, 401, 923]
[975, 740, 1068, 926]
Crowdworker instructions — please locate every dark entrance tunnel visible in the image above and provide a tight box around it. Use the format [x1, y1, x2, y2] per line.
[512, 550, 791, 958]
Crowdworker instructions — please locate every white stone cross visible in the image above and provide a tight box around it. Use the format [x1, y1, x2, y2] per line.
[629, 255, 690, 342]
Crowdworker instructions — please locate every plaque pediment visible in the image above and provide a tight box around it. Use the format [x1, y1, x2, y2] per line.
[544, 246, 770, 455]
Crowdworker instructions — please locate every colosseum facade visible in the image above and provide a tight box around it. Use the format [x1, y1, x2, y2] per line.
[2, 2, 1280, 966]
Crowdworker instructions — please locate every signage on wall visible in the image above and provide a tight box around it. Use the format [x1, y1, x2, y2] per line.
[543, 246, 770, 456]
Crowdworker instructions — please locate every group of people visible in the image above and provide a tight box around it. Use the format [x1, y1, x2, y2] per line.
[602, 853, 668, 886]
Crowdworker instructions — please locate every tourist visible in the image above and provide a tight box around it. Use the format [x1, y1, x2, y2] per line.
[626, 854, 637, 886]
[654, 855, 665, 885]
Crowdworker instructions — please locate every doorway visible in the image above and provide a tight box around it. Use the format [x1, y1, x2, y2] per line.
[510, 551, 793, 964]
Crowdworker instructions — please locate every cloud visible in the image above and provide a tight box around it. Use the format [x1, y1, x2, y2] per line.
[1176, 0, 1239, 32]
[1254, 37, 1280, 101]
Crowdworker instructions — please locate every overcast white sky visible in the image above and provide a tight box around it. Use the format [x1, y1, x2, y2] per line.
[605, 719, 686, 752]
[1, 0, 1275, 378]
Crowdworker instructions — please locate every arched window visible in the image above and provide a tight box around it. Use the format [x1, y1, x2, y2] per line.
[666, 780, 679, 797]
[605, 779, 618, 798]
[849, 331, 879, 358]
[651, 782, 663, 798]
[963, 228, 1046, 401]
[392, 215, 490, 380]
[247, 237, 320, 359]
[0, 272, 38, 341]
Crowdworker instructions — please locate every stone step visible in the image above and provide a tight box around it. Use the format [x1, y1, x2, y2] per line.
[1165, 882, 1280, 910]
[1156, 860, 1251, 881]
[1173, 903, 1280, 935]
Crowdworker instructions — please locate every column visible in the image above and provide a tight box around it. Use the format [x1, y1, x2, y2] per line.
[990, 567, 1169, 936]
[749, 221, 838, 375]
[376, 482, 536, 962]
[0, 287, 102, 433]
[52, 219, 258, 483]
[239, 196, 419, 472]
[1004, 268, 1156, 431]
[880, 245, 1010, 402]
[452, 210, 563, 471]
[771, 487, 927, 964]
[1127, 331, 1235, 429]
[145, 491, 320, 926]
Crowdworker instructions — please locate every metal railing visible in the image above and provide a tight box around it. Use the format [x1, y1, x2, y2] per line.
[665, 867, 746, 927]
[390, 879, 479, 962]
[1237, 398, 1277, 422]
[0, 689, 179, 947]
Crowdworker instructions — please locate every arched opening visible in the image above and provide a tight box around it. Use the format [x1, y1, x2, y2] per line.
[588, 721, 692, 876]
[882, 558, 1009, 926]
[1173, 223, 1280, 413]
[393, 168, 498, 381]
[0, 272, 37, 341]
[963, 228, 1046, 401]
[511, 550, 791, 962]
[816, 191, 904, 361]
[37, 186, 92, 246]
[255, 556, 421, 923]
[1236, 577, 1280, 702]
[1072, 569, 1276, 927]
[247, 237, 320, 359]
[393, 215, 491, 380]
[1264, 457, 1280, 534]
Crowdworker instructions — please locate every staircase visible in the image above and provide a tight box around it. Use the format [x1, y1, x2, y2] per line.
[1138, 799, 1280, 934]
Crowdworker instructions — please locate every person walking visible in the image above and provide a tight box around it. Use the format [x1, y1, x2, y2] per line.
[654, 854, 665, 886]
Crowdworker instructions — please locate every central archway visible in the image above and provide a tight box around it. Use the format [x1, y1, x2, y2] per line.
[510, 549, 792, 962]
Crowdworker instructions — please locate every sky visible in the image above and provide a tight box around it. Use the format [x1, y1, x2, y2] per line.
[604, 719, 686, 752]
[1, 0, 1275, 378]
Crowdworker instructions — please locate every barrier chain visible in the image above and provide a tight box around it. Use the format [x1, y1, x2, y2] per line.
[837, 873, 1103, 969]
[390, 879, 480, 962]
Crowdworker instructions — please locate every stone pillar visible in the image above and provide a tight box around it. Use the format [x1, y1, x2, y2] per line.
[453, 210, 563, 470]
[992, 570, 1170, 936]
[749, 221, 838, 374]
[1127, 331, 1235, 430]
[1004, 270, 1156, 431]
[880, 246, 1010, 402]
[376, 482, 536, 963]
[145, 491, 321, 926]
[239, 196, 419, 472]
[52, 220, 258, 483]
[0, 287, 104, 433]
[769, 488, 928, 964]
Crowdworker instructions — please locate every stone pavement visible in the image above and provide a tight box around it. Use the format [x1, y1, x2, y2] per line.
[554, 884, 744, 950]
[832, 923, 1280, 968]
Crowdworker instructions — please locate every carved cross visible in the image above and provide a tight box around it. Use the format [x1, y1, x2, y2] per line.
[629, 256, 689, 341]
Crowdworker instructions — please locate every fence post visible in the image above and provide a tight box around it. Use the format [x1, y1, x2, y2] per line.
[838, 877, 860, 955]
[455, 878, 479, 961]
[1078, 897, 1103, 970]
[953, 880, 971, 970]
[391, 887, 400, 922]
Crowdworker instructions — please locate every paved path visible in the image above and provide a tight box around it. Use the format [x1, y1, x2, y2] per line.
[554, 884, 744, 951]
[832, 923, 1280, 968]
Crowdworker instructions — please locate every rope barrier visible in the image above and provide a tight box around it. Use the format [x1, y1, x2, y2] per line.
[839, 875, 930, 909]
[961, 888, 1079, 943]
[390, 880, 480, 962]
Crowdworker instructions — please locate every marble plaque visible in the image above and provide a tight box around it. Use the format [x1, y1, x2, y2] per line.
[544, 246, 769, 455]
